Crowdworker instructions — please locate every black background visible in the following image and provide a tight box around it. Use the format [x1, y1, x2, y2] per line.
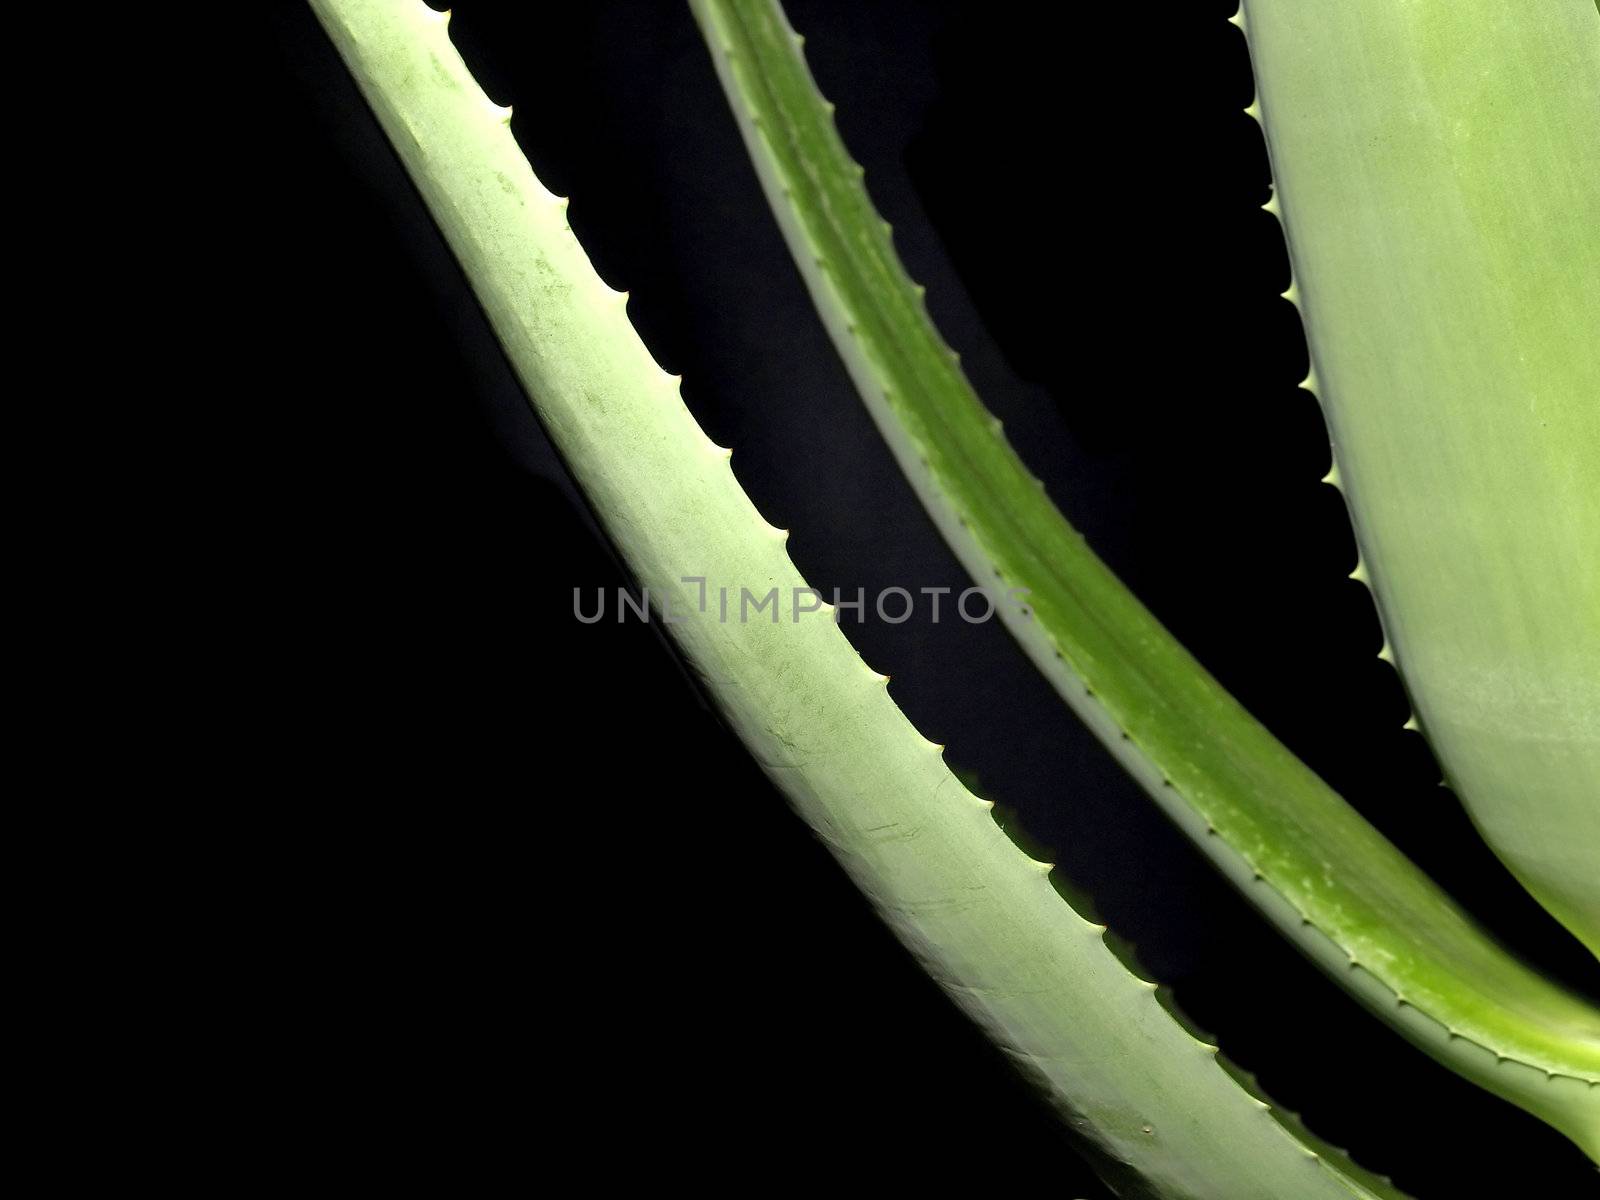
[264, 2, 1598, 1193]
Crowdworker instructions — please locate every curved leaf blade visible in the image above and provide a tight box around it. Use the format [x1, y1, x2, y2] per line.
[1239, 0, 1600, 958]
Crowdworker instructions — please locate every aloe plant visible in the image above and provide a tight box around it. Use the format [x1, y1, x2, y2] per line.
[308, 0, 1598, 1193]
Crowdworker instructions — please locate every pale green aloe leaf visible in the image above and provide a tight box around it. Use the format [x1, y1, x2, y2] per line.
[1236, 0, 1600, 960]
[310, 2, 1412, 1193]
[688, 0, 1600, 1157]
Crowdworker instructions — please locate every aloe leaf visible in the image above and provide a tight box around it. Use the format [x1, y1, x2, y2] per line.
[310, 2, 1414, 1193]
[688, 0, 1600, 1156]
[1235, 0, 1600, 960]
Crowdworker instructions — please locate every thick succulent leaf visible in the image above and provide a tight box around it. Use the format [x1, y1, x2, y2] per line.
[688, 0, 1600, 1157]
[1237, 0, 1600, 959]
[310, 2, 1411, 1193]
